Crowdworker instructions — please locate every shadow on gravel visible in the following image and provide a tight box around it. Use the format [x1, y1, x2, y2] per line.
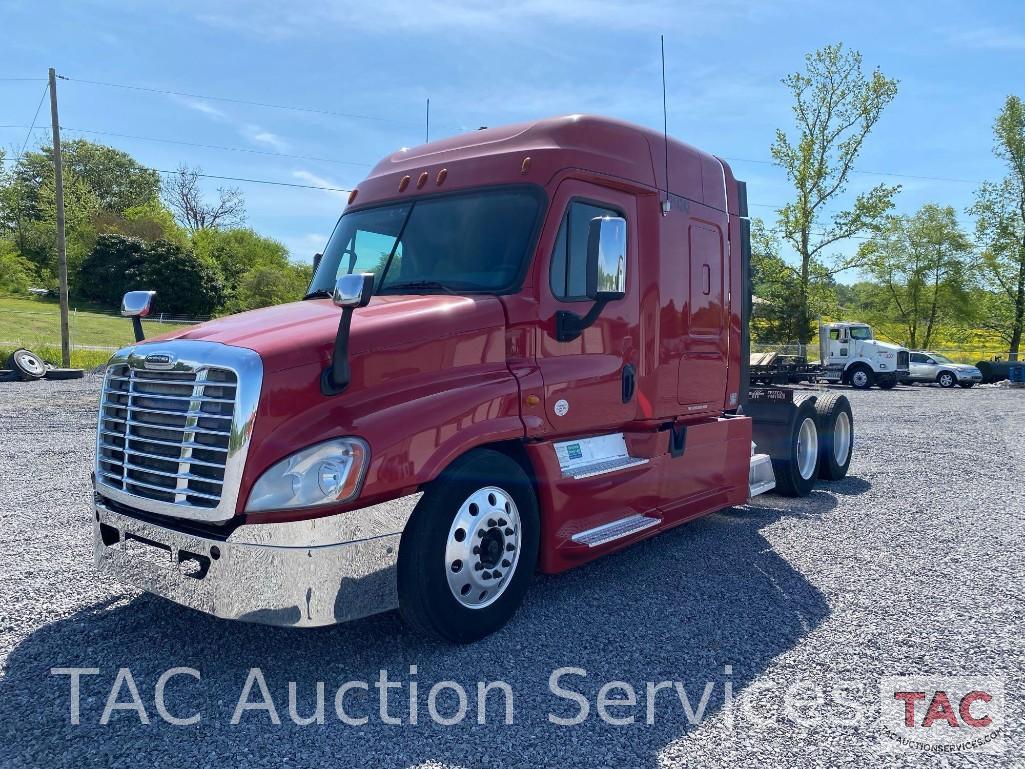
[0, 498, 833, 768]
[827, 476, 872, 496]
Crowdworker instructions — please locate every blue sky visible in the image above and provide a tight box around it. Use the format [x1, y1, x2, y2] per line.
[2, 0, 1023, 279]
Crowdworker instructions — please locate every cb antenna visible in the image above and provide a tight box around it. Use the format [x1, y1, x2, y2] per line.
[660, 34, 671, 216]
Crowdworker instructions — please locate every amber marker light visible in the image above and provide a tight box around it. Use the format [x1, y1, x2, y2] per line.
[398, 175, 411, 192]
[417, 171, 429, 189]
[521, 156, 531, 175]
[347, 189, 358, 205]
[436, 168, 448, 186]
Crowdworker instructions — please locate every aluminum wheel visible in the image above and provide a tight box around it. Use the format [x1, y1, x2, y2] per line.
[796, 416, 819, 480]
[938, 372, 955, 388]
[850, 369, 869, 388]
[445, 486, 521, 610]
[833, 411, 851, 466]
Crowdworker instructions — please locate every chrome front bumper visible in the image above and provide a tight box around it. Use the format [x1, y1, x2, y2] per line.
[94, 493, 422, 627]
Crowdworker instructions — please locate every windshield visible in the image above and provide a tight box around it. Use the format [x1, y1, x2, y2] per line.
[308, 187, 543, 295]
[930, 353, 954, 363]
[849, 326, 872, 340]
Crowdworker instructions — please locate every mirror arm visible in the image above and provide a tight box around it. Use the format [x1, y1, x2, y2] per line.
[321, 307, 356, 396]
[132, 316, 145, 342]
[555, 296, 614, 343]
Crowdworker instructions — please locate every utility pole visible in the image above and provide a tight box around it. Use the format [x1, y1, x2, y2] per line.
[425, 97, 430, 144]
[48, 67, 71, 367]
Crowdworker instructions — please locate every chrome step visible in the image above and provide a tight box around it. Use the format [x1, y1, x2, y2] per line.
[571, 514, 661, 547]
[565, 455, 649, 480]
[749, 452, 776, 497]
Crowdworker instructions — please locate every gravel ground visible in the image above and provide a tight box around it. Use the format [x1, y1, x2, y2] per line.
[0, 375, 1022, 768]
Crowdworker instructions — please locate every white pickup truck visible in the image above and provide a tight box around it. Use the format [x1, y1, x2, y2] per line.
[819, 322, 911, 390]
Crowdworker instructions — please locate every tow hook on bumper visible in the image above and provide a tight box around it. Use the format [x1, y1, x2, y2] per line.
[94, 493, 422, 627]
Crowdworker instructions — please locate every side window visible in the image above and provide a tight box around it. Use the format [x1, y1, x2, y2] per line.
[550, 200, 623, 301]
[910, 353, 925, 363]
[829, 329, 841, 341]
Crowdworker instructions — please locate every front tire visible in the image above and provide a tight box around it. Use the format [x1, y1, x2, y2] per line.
[937, 371, 957, 388]
[847, 365, 874, 390]
[397, 449, 539, 643]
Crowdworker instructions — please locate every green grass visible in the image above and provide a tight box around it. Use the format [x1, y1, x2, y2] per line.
[0, 293, 192, 369]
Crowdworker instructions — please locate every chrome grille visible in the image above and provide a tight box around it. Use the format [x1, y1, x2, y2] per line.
[97, 364, 238, 509]
[897, 350, 910, 371]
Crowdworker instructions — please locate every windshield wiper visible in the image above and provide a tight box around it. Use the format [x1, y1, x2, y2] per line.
[302, 288, 333, 300]
[382, 280, 461, 295]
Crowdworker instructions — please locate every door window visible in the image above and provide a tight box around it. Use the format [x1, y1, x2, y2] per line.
[550, 200, 624, 301]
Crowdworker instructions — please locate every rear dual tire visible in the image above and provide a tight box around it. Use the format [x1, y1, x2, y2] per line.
[771, 396, 820, 497]
[814, 393, 853, 481]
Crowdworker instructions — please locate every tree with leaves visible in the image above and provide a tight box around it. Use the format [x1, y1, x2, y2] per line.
[969, 95, 1025, 360]
[162, 165, 246, 233]
[859, 204, 974, 349]
[772, 43, 900, 343]
[749, 218, 839, 345]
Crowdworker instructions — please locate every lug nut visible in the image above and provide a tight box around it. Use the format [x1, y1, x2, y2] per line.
[502, 559, 511, 567]
[475, 562, 483, 571]
[498, 518, 507, 526]
[504, 527, 513, 536]
[487, 518, 497, 527]
[506, 543, 515, 552]
[482, 570, 492, 580]
[492, 570, 502, 579]
[472, 546, 480, 555]
[478, 530, 485, 538]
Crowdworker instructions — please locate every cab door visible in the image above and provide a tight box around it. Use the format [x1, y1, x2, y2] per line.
[536, 180, 639, 434]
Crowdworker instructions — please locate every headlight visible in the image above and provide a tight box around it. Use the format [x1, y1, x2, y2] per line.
[246, 438, 368, 513]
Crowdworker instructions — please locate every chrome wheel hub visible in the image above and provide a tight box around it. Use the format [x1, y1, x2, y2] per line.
[445, 486, 520, 609]
[833, 411, 851, 465]
[796, 416, 819, 480]
[852, 371, 868, 387]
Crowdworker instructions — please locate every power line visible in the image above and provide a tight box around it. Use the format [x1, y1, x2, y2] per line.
[58, 74, 428, 129]
[0, 77, 46, 82]
[722, 155, 983, 185]
[18, 83, 50, 160]
[61, 126, 373, 167]
[147, 166, 352, 193]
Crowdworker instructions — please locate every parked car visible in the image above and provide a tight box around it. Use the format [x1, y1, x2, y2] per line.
[903, 352, 982, 388]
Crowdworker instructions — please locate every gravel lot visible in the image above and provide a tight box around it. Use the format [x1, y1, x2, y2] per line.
[0, 375, 1022, 767]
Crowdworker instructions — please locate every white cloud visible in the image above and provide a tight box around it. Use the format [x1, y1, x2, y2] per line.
[177, 97, 227, 120]
[239, 123, 289, 151]
[292, 169, 349, 200]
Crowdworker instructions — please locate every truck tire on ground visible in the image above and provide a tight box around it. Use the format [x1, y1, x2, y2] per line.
[959, 382, 976, 389]
[937, 371, 956, 388]
[44, 368, 85, 380]
[847, 364, 874, 390]
[771, 397, 820, 497]
[397, 449, 539, 643]
[813, 393, 853, 481]
[0, 369, 17, 382]
[5, 349, 47, 381]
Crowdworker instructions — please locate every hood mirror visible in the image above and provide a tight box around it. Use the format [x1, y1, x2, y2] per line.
[121, 290, 156, 342]
[323, 273, 375, 395]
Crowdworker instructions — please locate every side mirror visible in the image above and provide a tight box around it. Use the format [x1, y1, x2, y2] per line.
[586, 216, 627, 300]
[555, 216, 627, 342]
[121, 290, 156, 342]
[323, 273, 375, 395]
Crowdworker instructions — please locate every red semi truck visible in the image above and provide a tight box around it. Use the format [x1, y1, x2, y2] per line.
[93, 115, 853, 641]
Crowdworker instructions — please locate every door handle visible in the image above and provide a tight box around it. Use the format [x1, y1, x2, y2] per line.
[621, 364, 636, 403]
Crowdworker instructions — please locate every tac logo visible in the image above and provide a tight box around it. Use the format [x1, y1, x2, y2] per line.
[879, 676, 1004, 753]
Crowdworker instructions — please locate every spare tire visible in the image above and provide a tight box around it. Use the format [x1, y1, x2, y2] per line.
[0, 368, 18, 382]
[44, 368, 85, 380]
[814, 393, 853, 481]
[5, 348, 47, 380]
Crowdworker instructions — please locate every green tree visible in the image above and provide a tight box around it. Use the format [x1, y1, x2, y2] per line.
[235, 263, 313, 311]
[750, 218, 838, 345]
[78, 234, 148, 306]
[859, 204, 974, 349]
[772, 43, 900, 344]
[192, 228, 294, 311]
[0, 240, 39, 294]
[141, 240, 225, 317]
[94, 199, 188, 246]
[969, 95, 1025, 359]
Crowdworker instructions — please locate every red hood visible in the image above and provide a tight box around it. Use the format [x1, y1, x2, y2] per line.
[146, 294, 507, 373]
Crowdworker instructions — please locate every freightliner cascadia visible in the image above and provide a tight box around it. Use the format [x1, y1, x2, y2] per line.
[93, 115, 854, 642]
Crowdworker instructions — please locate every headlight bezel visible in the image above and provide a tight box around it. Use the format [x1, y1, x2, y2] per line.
[245, 437, 370, 514]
